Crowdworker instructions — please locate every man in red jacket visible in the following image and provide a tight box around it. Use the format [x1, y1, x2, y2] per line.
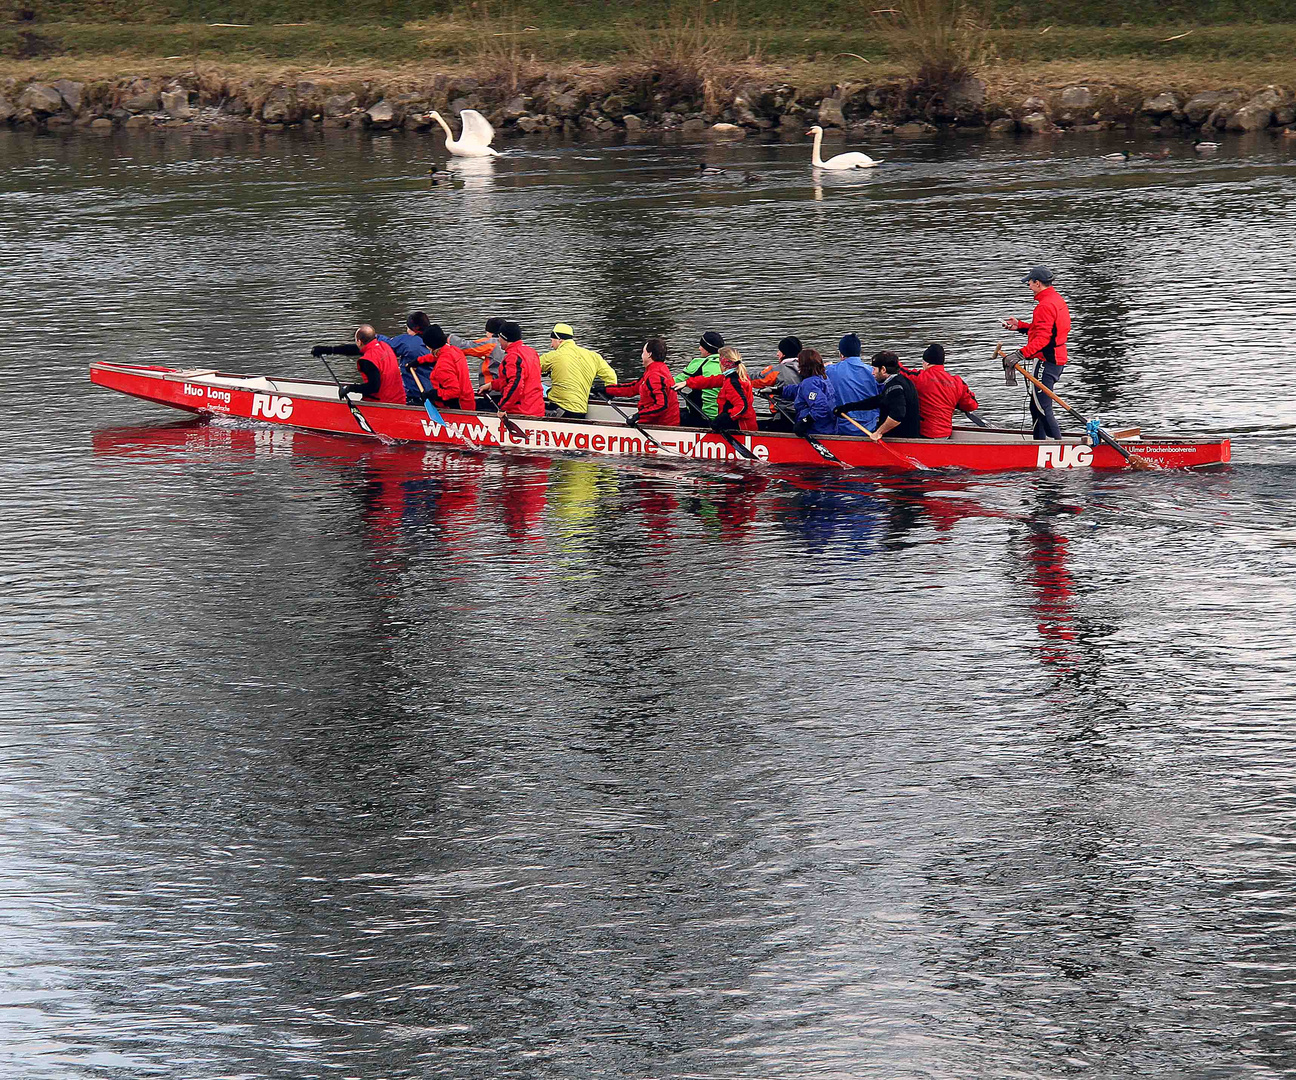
[908, 344, 980, 439]
[1002, 265, 1071, 440]
[313, 325, 404, 404]
[604, 337, 680, 426]
[412, 324, 474, 411]
[492, 322, 544, 417]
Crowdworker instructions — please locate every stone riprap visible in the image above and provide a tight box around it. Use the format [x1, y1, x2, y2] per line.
[2, 73, 1292, 140]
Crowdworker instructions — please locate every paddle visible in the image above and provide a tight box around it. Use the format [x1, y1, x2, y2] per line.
[765, 394, 849, 469]
[476, 388, 529, 444]
[605, 401, 682, 457]
[836, 411, 930, 471]
[319, 356, 396, 445]
[994, 344, 1158, 471]
[408, 364, 481, 451]
[675, 388, 759, 461]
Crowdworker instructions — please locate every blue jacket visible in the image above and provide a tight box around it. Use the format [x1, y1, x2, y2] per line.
[778, 375, 837, 436]
[379, 332, 432, 400]
[826, 357, 880, 434]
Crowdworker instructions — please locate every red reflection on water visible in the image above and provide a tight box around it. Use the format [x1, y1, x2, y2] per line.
[1025, 525, 1078, 671]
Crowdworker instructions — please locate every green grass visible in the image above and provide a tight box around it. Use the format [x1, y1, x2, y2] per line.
[22, 0, 1296, 27]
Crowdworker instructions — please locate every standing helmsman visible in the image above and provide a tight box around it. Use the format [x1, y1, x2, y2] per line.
[1002, 266, 1071, 440]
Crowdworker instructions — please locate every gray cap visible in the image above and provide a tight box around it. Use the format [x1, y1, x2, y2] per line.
[1022, 265, 1054, 284]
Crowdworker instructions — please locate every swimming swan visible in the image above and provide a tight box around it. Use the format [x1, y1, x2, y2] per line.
[430, 109, 499, 157]
[808, 125, 879, 170]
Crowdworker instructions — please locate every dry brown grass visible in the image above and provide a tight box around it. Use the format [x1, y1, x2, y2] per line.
[871, 0, 991, 89]
[621, 0, 758, 111]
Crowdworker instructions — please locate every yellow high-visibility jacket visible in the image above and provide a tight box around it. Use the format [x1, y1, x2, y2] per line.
[538, 340, 617, 414]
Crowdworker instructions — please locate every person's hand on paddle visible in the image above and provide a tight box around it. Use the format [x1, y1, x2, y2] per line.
[312, 345, 334, 357]
[1001, 317, 1024, 331]
[338, 383, 357, 400]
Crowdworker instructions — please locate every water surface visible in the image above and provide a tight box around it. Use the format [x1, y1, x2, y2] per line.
[3, 126, 1296, 1078]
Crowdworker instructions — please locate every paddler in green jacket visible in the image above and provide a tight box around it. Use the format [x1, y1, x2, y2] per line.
[676, 331, 725, 421]
[538, 322, 618, 419]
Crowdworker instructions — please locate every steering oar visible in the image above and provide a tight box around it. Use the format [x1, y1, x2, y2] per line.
[995, 344, 1158, 471]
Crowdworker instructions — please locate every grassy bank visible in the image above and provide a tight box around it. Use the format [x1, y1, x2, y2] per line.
[5, 20, 1296, 92]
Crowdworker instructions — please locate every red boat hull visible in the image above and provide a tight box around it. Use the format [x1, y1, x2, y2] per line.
[90, 363, 1231, 472]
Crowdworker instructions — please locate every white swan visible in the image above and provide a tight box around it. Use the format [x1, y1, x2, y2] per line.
[808, 125, 878, 170]
[429, 109, 499, 157]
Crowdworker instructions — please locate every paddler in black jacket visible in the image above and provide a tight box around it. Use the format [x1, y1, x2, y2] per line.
[834, 351, 922, 440]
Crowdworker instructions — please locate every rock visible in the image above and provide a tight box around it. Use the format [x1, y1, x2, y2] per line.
[364, 99, 398, 128]
[600, 93, 626, 120]
[53, 79, 84, 112]
[1228, 85, 1288, 131]
[1060, 85, 1093, 109]
[324, 92, 357, 118]
[1141, 91, 1180, 117]
[593, 116, 614, 131]
[160, 88, 192, 119]
[124, 114, 152, 129]
[1021, 96, 1047, 114]
[929, 75, 987, 122]
[260, 86, 299, 124]
[1277, 103, 1296, 126]
[550, 90, 583, 118]
[680, 117, 706, 134]
[778, 112, 803, 131]
[622, 113, 643, 133]
[516, 115, 543, 133]
[18, 83, 64, 115]
[1183, 89, 1242, 125]
[893, 120, 935, 135]
[122, 91, 160, 114]
[0, 97, 13, 123]
[710, 121, 742, 134]
[817, 96, 845, 128]
[90, 116, 113, 130]
[503, 95, 530, 121]
[1021, 112, 1057, 134]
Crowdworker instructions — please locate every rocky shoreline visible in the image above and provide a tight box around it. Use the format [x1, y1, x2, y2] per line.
[4, 70, 1295, 140]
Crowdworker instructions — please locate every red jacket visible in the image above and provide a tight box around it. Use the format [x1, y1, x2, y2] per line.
[359, 339, 405, 404]
[496, 341, 544, 417]
[1017, 286, 1070, 366]
[686, 370, 757, 431]
[909, 364, 979, 439]
[417, 344, 474, 411]
[605, 360, 680, 425]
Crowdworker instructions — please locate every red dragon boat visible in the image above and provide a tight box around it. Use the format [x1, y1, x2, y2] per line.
[90, 362, 1231, 472]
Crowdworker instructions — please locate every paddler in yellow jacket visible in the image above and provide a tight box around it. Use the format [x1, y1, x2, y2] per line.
[538, 323, 617, 419]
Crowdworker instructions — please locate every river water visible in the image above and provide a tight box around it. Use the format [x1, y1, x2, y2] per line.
[3, 125, 1296, 1078]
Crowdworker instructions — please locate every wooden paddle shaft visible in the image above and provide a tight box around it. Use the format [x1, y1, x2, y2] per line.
[839, 412, 920, 470]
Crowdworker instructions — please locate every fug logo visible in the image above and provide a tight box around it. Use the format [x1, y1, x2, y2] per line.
[251, 394, 293, 420]
[1037, 444, 1093, 469]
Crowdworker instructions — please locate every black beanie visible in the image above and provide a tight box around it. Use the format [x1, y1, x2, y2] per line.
[500, 321, 522, 343]
[838, 333, 862, 358]
[922, 343, 945, 365]
[422, 323, 448, 349]
[700, 331, 725, 353]
[777, 336, 802, 358]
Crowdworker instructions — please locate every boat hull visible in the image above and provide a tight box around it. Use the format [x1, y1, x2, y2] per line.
[90, 363, 1231, 472]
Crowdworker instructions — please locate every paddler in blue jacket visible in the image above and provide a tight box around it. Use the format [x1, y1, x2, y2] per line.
[825, 333, 880, 435]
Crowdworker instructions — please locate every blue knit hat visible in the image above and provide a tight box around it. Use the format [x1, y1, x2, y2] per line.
[838, 333, 862, 358]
